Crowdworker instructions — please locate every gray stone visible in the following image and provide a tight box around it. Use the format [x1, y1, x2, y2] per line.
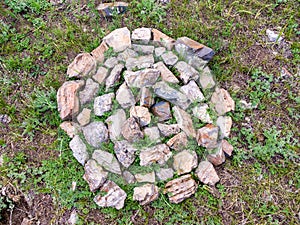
[161, 51, 178, 66]
[67, 209, 78, 225]
[210, 88, 235, 116]
[207, 144, 225, 166]
[114, 140, 137, 168]
[135, 172, 155, 183]
[130, 106, 151, 127]
[132, 44, 154, 54]
[103, 27, 131, 52]
[154, 47, 166, 57]
[174, 61, 199, 84]
[157, 123, 180, 137]
[105, 64, 124, 91]
[173, 150, 198, 175]
[92, 67, 109, 84]
[188, 56, 207, 70]
[116, 83, 136, 109]
[156, 168, 174, 181]
[125, 54, 154, 70]
[140, 87, 154, 108]
[132, 27, 151, 44]
[77, 108, 91, 126]
[83, 159, 108, 192]
[196, 161, 220, 186]
[94, 93, 115, 116]
[121, 117, 144, 143]
[79, 78, 99, 105]
[133, 184, 159, 205]
[82, 122, 109, 148]
[105, 109, 126, 141]
[199, 67, 216, 89]
[143, 127, 161, 143]
[104, 57, 119, 68]
[195, 46, 215, 61]
[217, 116, 232, 139]
[222, 139, 233, 156]
[151, 101, 171, 122]
[153, 62, 179, 83]
[152, 28, 175, 50]
[173, 106, 196, 138]
[124, 69, 160, 88]
[166, 132, 188, 151]
[196, 124, 219, 149]
[192, 104, 213, 123]
[139, 144, 172, 166]
[92, 150, 121, 174]
[117, 48, 138, 61]
[60, 121, 80, 138]
[123, 171, 135, 184]
[69, 135, 89, 165]
[67, 53, 97, 78]
[180, 80, 205, 102]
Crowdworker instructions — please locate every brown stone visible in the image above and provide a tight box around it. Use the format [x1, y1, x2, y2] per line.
[91, 41, 109, 63]
[151, 101, 171, 122]
[130, 106, 151, 127]
[222, 139, 233, 156]
[124, 68, 160, 88]
[139, 144, 172, 166]
[166, 132, 188, 151]
[140, 87, 154, 108]
[152, 29, 175, 50]
[206, 144, 225, 166]
[132, 27, 151, 44]
[196, 124, 219, 149]
[173, 106, 196, 138]
[77, 108, 91, 126]
[157, 123, 180, 137]
[103, 27, 131, 52]
[196, 161, 220, 186]
[83, 159, 108, 192]
[60, 121, 80, 138]
[133, 184, 159, 205]
[67, 53, 97, 78]
[92, 66, 109, 84]
[153, 62, 179, 83]
[173, 150, 198, 175]
[176, 37, 204, 50]
[210, 88, 235, 116]
[121, 117, 144, 143]
[135, 172, 156, 183]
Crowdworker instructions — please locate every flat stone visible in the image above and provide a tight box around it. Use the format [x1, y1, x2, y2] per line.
[103, 27, 131, 52]
[94, 180, 126, 210]
[67, 53, 97, 78]
[196, 161, 220, 186]
[151, 101, 171, 122]
[155, 47, 166, 57]
[105, 64, 124, 91]
[143, 127, 161, 143]
[114, 140, 137, 168]
[104, 57, 119, 68]
[94, 93, 115, 116]
[83, 159, 108, 192]
[132, 27, 151, 44]
[92, 67, 109, 84]
[139, 144, 172, 166]
[123, 171, 135, 184]
[153, 62, 179, 83]
[82, 122, 109, 148]
[196, 124, 219, 149]
[164, 174, 197, 204]
[117, 48, 138, 61]
[69, 135, 89, 166]
[116, 83, 136, 109]
[199, 66, 216, 89]
[125, 54, 154, 70]
[140, 87, 154, 108]
[210, 88, 235, 116]
[91, 41, 109, 63]
[166, 132, 188, 151]
[105, 109, 126, 141]
[180, 80, 205, 102]
[153, 81, 190, 110]
[92, 150, 121, 174]
[222, 140, 233, 156]
[161, 51, 178, 66]
[135, 172, 155, 183]
[133, 184, 159, 205]
[79, 78, 99, 105]
[217, 116, 232, 139]
[130, 106, 151, 127]
[176, 37, 204, 51]
[57, 80, 84, 120]
[77, 108, 91, 126]
[173, 150, 198, 175]
[174, 61, 199, 84]
[157, 123, 180, 137]
[188, 56, 207, 70]
[124, 69, 160, 88]
[67, 210, 78, 225]
[196, 46, 215, 61]
[121, 117, 144, 143]
[152, 28, 175, 50]
[192, 104, 213, 123]
[173, 106, 196, 138]
[207, 144, 225, 166]
[60, 121, 80, 138]
[132, 44, 154, 54]
[156, 168, 174, 181]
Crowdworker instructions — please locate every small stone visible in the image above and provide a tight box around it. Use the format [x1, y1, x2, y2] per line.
[139, 144, 172, 166]
[192, 104, 213, 124]
[173, 150, 198, 175]
[210, 88, 235, 116]
[221, 140, 233, 156]
[143, 127, 161, 143]
[173, 106, 196, 138]
[130, 106, 151, 127]
[132, 27, 152, 44]
[60, 121, 80, 138]
[97, 2, 128, 17]
[217, 116, 232, 139]
[151, 101, 171, 122]
[67, 209, 78, 225]
[114, 140, 137, 168]
[196, 124, 219, 149]
[161, 51, 178, 66]
[135, 172, 155, 183]
[188, 56, 207, 70]
[105, 109, 126, 141]
[67, 53, 97, 78]
[153, 62, 179, 83]
[0, 114, 11, 124]
[94, 180, 127, 210]
[174, 61, 199, 84]
[77, 108, 91, 126]
[266, 29, 283, 42]
[83, 159, 108, 192]
[207, 144, 225, 166]
[180, 80, 205, 102]
[133, 184, 159, 205]
[157, 123, 180, 137]
[124, 69, 160, 88]
[116, 83, 136, 109]
[140, 87, 154, 108]
[103, 27, 131, 52]
[105, 64, 124, 91]
[94, 93, 115, 116]
[79, 78, 99, 105]
[132, 44, 154, 54]
[155, 47, 166, 57]
[92, 67, 109, 84]
[91, 41, 109, 63]
[199, 67, 215, 89]
[164, 174, 197, 204]
[69, 135, 89, 165]
[152, 28, 175, 50]
[117, 48, 138, 61]
[166, 132, 188, 151]
[123, 171, 135, 184]
[125, 54, 154, 70]
[104, 57, 119, 68]
[0, 154, 4, 167]
[92, 150, 121, 174]
[196, 161, 220, 186]
[121, 117, 144, 143]
[156, 168, 174, 181]
[82, 122, 109, 148]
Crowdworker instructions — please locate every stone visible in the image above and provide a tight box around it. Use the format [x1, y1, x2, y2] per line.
[152, 28, 175, 50]
[116, 83, 136, 109]
[140, 87, 154, 108]
[92, 67, 109, 84]
[164, 174, 197, 204]
[210, 88, 235, 116]
[180, 80, 205, 102]
[161, 51, 178, 66]
[67, 209, 78, 225]
[266, 29, 284, 42]
[132, 27, 151, 44]
[105, 109, 126, 141]
[69, 135, 89, 166]
[173, 150, 198, 175]
[135, 172, 156, 183]
[196, 161, 220, 186]
[174, 61, 199, 84]
[77, 108, 91, 126]
[105, 64, 124, 91]
[157, 123, 180, 137]
[207, 144, 225, 166]
[192, 104, 213, 123]
[221, 140, 233, 156]
[82, 122, 109, 148]
[196, 124, 219, 149]
[94, 93, 115, 117]
[114, 140, 137, 168]
[91, 41, 109, 63]
[173, 106, 196, 138]
[94, 180, 127, 210]
[217, 116, 232, 139]
[153, 81, 190, 110]
[132, 44, 154, 54]
[60, 121, 80, 138]
[156, 168, 174, 181]
[121, 117, 144, 143]
[188, 56, 207, 70]
[143, 127, 161, 143]
[97, 2, 128, 17]
[139, 144, 172, 166]
[0, 154, 4, 167]
[151, 101, 171, 122]
[166, 132, 188, 151]
[176, 37, 204, 51]
[57, 80, 84, 120]
[79, 78, 99, 105]
[117, 48, 138, 61]
[83, 159, 108, 192]
[67, 53, 97, 78]
[103, 27, 131, 52]
[133, 184, 159, 205]
[155, 47, 166, 57]
[125, 54, 154, 70]
[153, 62, 179, 83]
[92, 150, 121, 174]
[124, 69, 160, 88]
[0, 114, 11, 124]
[123, 171, 135, 184]
[199, 66, 216, 89]
[130, 106, 151, 127]
[104, 57, 119, 68]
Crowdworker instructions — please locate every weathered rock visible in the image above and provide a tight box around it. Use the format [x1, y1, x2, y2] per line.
[103, 27, 131, 52]
[199, 66, 216, 89]
[173, 106, 196, 138]
[192, 104, 213, 123]
[60, 121, 80, 138]
[123, 171, 135, 184]
[151, 101, 171, 122]
[135, 172, 156, 183]
[104, 57, 119, 68]
[161, 51, 178, 66]
[133, 184, 159, 205]
[206, 144, 225, 166]
[132, 44, 154, 54]
[124, 69, 160, 88]
[196, 161, 220, 186]
[140, 87, 154, 108]
[125, 54, 154, 70]
[166, 132, 188, 151]
[156, 168, 174, 181]
[139, 144, 172, 166]
[157, 123, 180, 137]
[77, 108, 91, 126]
[67, 53, 97, 78]
[132, 27, 151, 44]
[94, 93, 115, 116]
[217, 116, 232, 139]
[83, 159, 108, 192]
[221, 139, 233, 156]
[188, 56, 207, 70]
[82, 122, 109, 148]
[164, 174, 197, 204]
[92, 150, 121, 174]
[176, 37, 204, 51]
[196, 124, 219, 149]
[57, 80, 84, 120]
[143, 127, 161, 143]
[180, 80, 204, 102]
[116, 83, 136, 109]
[153, 61, 179, 83]
[173, 150, 198, 175]
[94, 180, 127, 210]
[105, 109, 126, 141]
[67, 209, 78, 225]
[97, 2, 128, 17]
[153, 81, 190, 110]
[130, 106, 151, 127]
[79, 78, 99, 105]
[117, 48, 138, 61]
[155, 47, 166, 57]
[0, 114, 11, 124]
[69, 135, 89, 165]
[174, 61, 199, 84]
[91, 41, 109, 63]
[92, 67, 109, 84]
[210, 88, 235, 116]
[105, 64, 124, 91]
[152, 28, 175, 50]
[114, 140, 137, 168]
[121, 117, 144, 142]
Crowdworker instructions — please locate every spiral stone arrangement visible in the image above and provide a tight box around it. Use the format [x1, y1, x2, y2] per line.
[57, 27, 235, 209]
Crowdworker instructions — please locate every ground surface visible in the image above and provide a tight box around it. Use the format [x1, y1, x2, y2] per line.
[0, 0, 299, 224]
